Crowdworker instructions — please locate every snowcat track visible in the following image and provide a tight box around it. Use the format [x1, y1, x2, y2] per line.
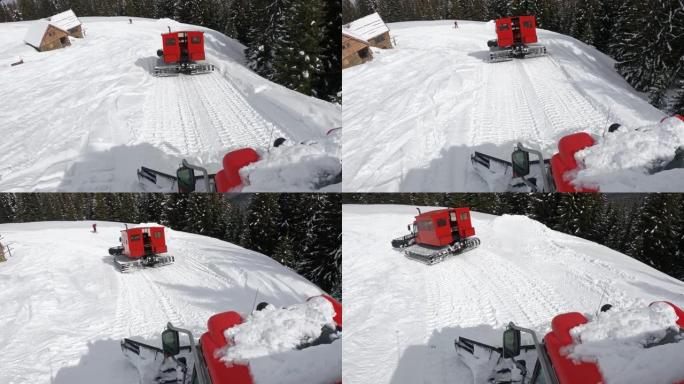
[153, 63, 215, 77]
[391, 233, 417, 249]
[114, 255, 175, 273]
[404, 237, 481, 265]
[489, 45, 547, 63]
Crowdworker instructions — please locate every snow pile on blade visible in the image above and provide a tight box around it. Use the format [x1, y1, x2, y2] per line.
[218, 296, 341, 384]
[567, 302, 684, 384]
[573, 117, 684, 192]
[242, 133, 342, 192]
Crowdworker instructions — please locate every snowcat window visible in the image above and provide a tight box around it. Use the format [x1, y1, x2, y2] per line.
[461, 212, 468, 221]
[436, 218, 447, 227]
[417, 221, 433, 231]
[524, 21, 533, 28]
[500, 24, 509, 31]
[191, 36, 201, 44]
[166, 38, 176, 46]
[131, 235, 141, 241]
[531, 360, 548, 384]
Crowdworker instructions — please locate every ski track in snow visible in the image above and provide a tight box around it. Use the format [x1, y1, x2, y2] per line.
[0, 222, 323, 384]
[342, 21, 664, 192]
[343, 205, 684, 384]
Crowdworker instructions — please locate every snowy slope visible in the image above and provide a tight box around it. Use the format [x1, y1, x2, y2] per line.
[342, 20, 668, 192]
[342, 205, 684, 384]
[0, 17, 340, 192]
[0, 221, 325, 384]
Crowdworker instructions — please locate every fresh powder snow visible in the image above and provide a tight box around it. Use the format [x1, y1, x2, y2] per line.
[342, 20, 673, 192]
[567, 302, 684, 384]
[343, 204, 684, 384]
[0, 17, 340, 192]
[218, 296, 341, 384]
[0, 221, 325, 384]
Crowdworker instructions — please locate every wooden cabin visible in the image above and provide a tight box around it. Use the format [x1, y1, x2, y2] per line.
[342, 31, 373, 69]
[344, 12, 392, 49]
[24, 21, 71, 52]
[48, 9, 83, 38]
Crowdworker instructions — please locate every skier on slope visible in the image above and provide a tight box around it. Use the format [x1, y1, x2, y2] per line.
[92, 223, 97, 233]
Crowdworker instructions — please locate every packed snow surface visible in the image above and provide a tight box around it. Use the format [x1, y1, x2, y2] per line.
[568, 302, 684, 384]
[0, 17, 340, 192]
[342, 20, 669, 192]
[342, 205, 684, 384]
[0, 221, 324, 384]
[219, 296, 341, 384]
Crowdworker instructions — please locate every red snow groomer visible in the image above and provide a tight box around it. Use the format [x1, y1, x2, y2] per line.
[155, 30, 214, 77]
[487, 16, 547, 62]
[121, 295, 342, 384]
[456, 301, 684, 384]
[391, 207, 481, 265]
[108, 226, 174, 272]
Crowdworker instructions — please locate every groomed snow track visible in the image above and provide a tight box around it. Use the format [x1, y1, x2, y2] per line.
[139, 72, 287, 157]
[343, 205, 684, 384]
[342, 20, 665, 192]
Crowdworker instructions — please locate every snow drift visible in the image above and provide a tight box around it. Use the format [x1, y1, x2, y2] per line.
[342, 204, 684, 384]
[342, 20, 673, 192]
[0, 221, 325, 384]
[0, 17, 340, 192]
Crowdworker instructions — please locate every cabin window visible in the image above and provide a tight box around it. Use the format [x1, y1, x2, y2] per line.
[154, 232, 162, 239]
[461, 212, 468, 221]
[166, 38, 176, 46]
[131, 235, 141, 241]
[500, 24, 509, 31]
[191, 36, 201, 44]
[523, 21, 533, 28]
[358, 48, 369, 59]
[417, 220, 433, 231]
[436, 218, 447, 227]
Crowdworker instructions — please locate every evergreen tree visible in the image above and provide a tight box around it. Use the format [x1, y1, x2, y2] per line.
[299, 194, 341, 297]
[240, 194, 281, 256]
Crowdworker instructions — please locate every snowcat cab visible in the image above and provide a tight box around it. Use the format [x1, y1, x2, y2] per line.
[121, 295, 342, 384]
[108, 226, 174, 272]
[391, 207, 480, 265]
[488, 16, 547, 62]
[154, 31, 214, 77]
[456, 301, 684, 384]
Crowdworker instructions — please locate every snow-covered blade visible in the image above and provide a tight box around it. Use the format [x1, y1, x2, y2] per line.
[218, 296, 342, 384]
[343, 205, 684, 384]
[567, 302, 684, 384]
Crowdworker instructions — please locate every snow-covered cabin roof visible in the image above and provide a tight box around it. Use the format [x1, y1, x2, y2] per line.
[48, 9, 81, 31]
[344, 12, 389, 41]
[24, 20, 51, 48]
[342, 30, 369, 45]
